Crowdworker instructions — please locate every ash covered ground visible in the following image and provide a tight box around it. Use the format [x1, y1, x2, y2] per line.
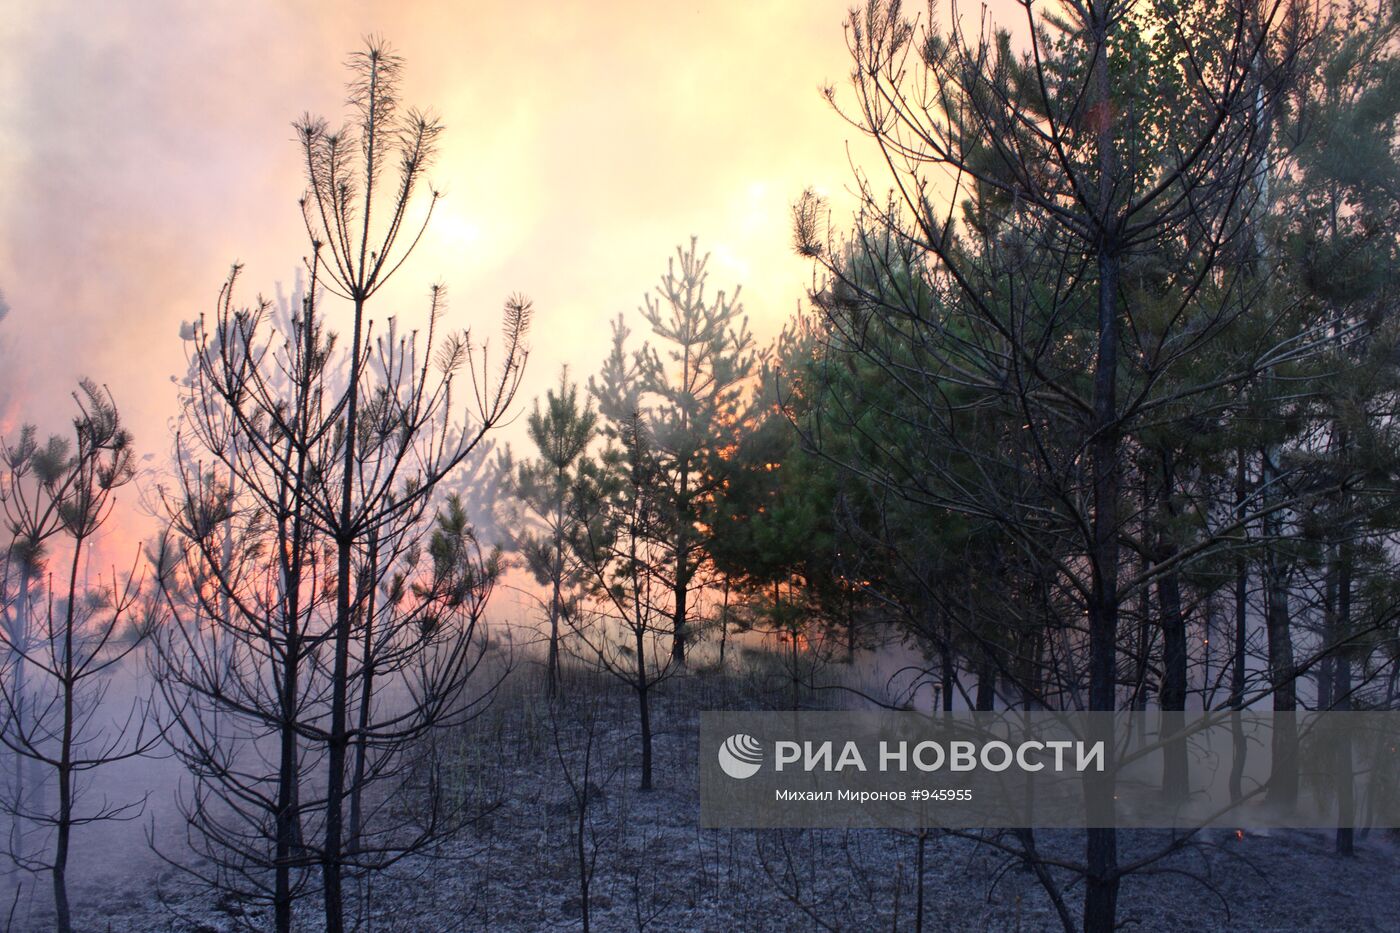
[9, 659, 1394, 933]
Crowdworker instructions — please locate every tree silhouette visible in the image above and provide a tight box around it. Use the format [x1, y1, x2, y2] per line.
[151, 39, 528, 933]
[0, 383, 152, 933]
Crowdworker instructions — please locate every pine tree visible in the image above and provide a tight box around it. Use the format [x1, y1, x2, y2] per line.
[498, 368, 600, 697]
[152, 41, 527, 933]
[0, 383, 152, 933]
[630, 239, 756, 664]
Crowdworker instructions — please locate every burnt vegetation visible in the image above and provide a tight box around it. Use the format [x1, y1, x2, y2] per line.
[2, 1, 1400, 929]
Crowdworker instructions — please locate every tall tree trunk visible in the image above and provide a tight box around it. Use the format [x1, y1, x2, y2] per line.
[349, 532, 380, 855]
[9, 563, 29, 860]
[1083, 248, 1122, 932]
[274, 479, 306, 933]
[1334, 539, 1354, 855]
[324, 289, 367, 933]
[52, 533, 86, 933]
[845, 602, 857, 663]
[718, 576, 730, 670]
[548, 493, 565, 697]
[632, 505, 654, 792]
[1131, 543, 1151, 751]
[275, 291, 320, 925]
[1156, 450, 1188, 802]
[914, 829, 927, 933]
[1083, 18, 1123, 903]
[1158, 570, 1188, 802]
[53, 760, 71, 933]
[1260, 448, 1298, 809]
[940, 608, 955, 714]
[637, 667, 653, 794]
[1319, 557, 1338, 712]
[671, 461, 691, 664]
[975, 646, 996, 712]
[577, 764, 592, 933]
[275, 635, 301, 933]
[1229, 452, 1249, 805]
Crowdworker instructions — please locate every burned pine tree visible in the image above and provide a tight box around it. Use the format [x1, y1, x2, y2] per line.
[150, 40, 528, 933]
[0, 383, 154, 933]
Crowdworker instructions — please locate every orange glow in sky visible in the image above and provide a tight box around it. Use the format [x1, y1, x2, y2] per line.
[0, 1, 878, 460]
[1, 0, 1027, 564]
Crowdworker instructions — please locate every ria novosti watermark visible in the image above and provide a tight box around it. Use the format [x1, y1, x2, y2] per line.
[700, 711, 1400, 829]
[718, 731, 1105, 778]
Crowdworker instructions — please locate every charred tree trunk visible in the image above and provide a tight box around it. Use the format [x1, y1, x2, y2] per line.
[671, 462, 691, 665]
[941, 608, 955, 714]
[1084, 254, 1122, 932]
[1260, 449, 1298, 810]
[1158, 568, 1188, 802]
[51, 546, 84, 933]
[718, 574, 731, 671]
[1083, 46, 1123, 912]
[348, 530, 380, 856]
[975, 646, 996, 712]
[548, 494, 566, 697]
[1229, 452, 1250, 804]
[1155, 448, 1188, 803]
[1334, 539, 1355, 855]
[9, 563, 30, 860]
[323, 288, 367, 933]
[637, 668, 653, 795]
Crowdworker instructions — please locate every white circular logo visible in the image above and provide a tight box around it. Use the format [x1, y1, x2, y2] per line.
[718, 733, 763, 779]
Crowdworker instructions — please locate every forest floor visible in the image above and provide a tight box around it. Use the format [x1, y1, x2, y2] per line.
[18, 653, 1400, 932]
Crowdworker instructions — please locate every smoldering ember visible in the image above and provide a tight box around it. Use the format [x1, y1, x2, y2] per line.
[2, 1, 1399, 932]
[772, 740, 1106, 773]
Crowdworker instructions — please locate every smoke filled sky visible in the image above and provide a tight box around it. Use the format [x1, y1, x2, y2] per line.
[2, 0, 1041, 575]
[0, 0, 891, 457]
